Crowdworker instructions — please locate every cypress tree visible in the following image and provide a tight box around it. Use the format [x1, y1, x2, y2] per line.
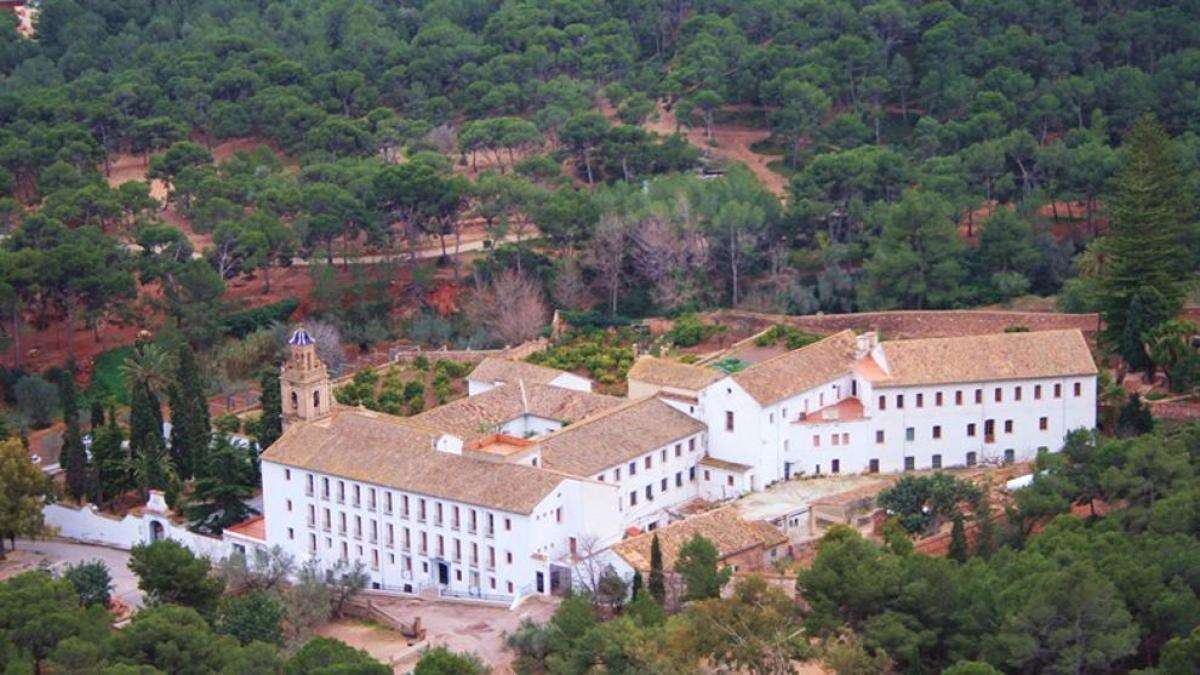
[57, 366, 88, 502]
[648, 532, 666, 605]
[90, 416, 127, 507]
[630, 569, 643, 600]
[949, 513, 969, 563]
[89, 400, 104, 429]
[1099, 115, 1195, 369]
[257, 366, 283, 450]
[124, 338, 172, 498]
[168, 341, 211, 480]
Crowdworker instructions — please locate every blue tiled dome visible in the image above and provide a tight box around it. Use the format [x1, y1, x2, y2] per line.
[289, 326, 314, 346]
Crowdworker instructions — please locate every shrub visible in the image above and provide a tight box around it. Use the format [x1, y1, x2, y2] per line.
[64, 560, 112, 608]
[15, 374, 58, 428]
[665, 313, 711, 347]
[222, 299, 299, 338]
[753, 324, 822, 350]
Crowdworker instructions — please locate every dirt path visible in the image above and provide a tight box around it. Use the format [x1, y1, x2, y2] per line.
[639, 102, 787, 198]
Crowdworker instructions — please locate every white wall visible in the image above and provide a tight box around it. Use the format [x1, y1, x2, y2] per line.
[550, 372, 592, 392]
[43, 502, 228, 559]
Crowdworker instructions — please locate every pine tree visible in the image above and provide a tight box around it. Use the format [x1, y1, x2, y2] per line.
[186, 434, 257, 533]
[56, 366, 88, 502]
[257, 366, 282, 450]
[1099, 115, 1195, 370]
[948, 513, 969, 563]
[648, 533, 666, 605]
[168, 341, 211, 480]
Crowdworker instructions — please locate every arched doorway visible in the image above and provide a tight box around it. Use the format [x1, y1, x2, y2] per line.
[149, 520, 165, 542]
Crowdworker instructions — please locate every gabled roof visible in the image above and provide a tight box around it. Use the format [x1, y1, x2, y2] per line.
[612, 507, 787, 571]
[730, 330, 859, 405]
[411, 381, 621, 442]
[260, 409, 566, 514]
[468, 357, 575, 386]
[866, 329, 1097, 387]
[537, 397, 707, 477]
[626, 355, 723, 391]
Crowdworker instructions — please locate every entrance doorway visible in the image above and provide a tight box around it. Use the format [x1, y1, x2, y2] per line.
[436, 561, 449, 586]
[535, 571, 545, 593]
[149, 520, 165, 542]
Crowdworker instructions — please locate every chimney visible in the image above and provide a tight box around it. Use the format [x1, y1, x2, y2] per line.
[855, 331, 878, 359]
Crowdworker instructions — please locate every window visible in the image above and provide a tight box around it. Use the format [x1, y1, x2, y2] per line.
[555, 507, 562, 523]
[932, 454, 942, 469]
[689, 438, 696, 452]
[868, 459, 880, 473]
[1035, 384, 1042, 399]
[897, 394, 905, 409]
[878, 395, 886, 411]
[875, 430, 884, 443]
[505, 518, 512, 531]
[285, 469, 291, 480]
[288, 527, 294, 540]
[812, 434, 821, 447]
[831, 459, 840, 474]
[966, 451, 978, 466]
[660, 449, 666, 462]
[955, 390, 963, 405]
[644, 456, 652, 469]
[689, 467, 696, 481]
[905, 427, 915, 442]
[726, 476, 734, 486]
[1004, 449, 1016, 464]
[645, 485, 653, 500]
[933, 425, 942, 439]
[629, 491, 637, 506]
[842, 432, 849, 445]
[725, 411, 734, 431]
[916, 393, 924, 408]
[994, 387, 1002, 402]
[967, 423, 977, 437]
[936, 392, 943, 406]
[675, 472, 683, 487]
[1039, 416, 1048, 430]
[287, 499, 293, 512]
[660, 478, 668, 492]
[1054, 383, 1062, 398]
[1015, 386, 1022, 401]
[704, 470, 710, 481]
[675, 444, 681, 457]
[975, 389, 983, 404]
[1004, 420, 1013, 433]
[614, 468, 621, 480]
[629, 461, 637, 476]
[904, 456, 915, 471]
[769, 413, 774, 424]
[1074, 382, 1082, 396]
[832, 434, 840, 446]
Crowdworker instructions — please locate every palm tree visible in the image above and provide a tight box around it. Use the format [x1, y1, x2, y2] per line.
[122, 336, 177, 498]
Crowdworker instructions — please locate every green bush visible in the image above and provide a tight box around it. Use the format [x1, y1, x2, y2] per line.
[753, 324, 822, 350]
[221, 299, 299, 338]
[665, 313, 711, 347]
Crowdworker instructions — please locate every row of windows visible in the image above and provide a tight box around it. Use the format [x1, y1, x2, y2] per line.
[627, 467, 697, 507]
[806, 416, 1053, 450]
[292, 471, 513, 535]
[596, 436, 698, 483]
[303, 517, 511, 569]
[814, 449, 1028, 476]
[877, 382, 1081, 411]
[302, 534, 517, 595]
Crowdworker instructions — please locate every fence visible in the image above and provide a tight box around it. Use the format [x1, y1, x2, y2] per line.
[43, 498, 228, 560]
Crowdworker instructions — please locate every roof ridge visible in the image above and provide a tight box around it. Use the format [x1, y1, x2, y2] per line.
[732, 329, 856, 379]
[532, 395, 682, 443]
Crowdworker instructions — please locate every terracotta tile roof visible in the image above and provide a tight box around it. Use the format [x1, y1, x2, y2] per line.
[537, 397, 707, 477]
[627, 355, 723, 391]
[796, 397, 865, 425]
[468, 357, 573, 386]
[698, 456, 753, 472]
[261, 409, 566, 514]
[612, 507, 787, 571]
[411, 382, 622, 442]
[731, 330, 860, 405]
[868, 329, 1097, 387]
[226, 515, 266, 541]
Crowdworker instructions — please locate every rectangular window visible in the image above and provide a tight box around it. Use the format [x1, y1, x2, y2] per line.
[916, 393, 924, 408]
[725, 411, 734, 431]
[675, 472, 683, 487]
[1004, 449, 1016, 464]
[869, 459, 880, 473]
[831, 459, 840, 474]
[955, 390, 963, 405]
[645, 485, 653, 500]
[629, 491, 637, 506]
[932, 454, 942, 469]
[645, 456, 652, 469]
[1054, 383, 1062, 398]
[285, 469, 291, 480]
[904, 456, 915, 471]
[842, 433, 849, 445]
[897, 394, 905, 409]
[935, 392, 943, 406]
[1015, 386, 1022, 401]
[975, 389, 983, 404]
[727, 476, 734, 486]
[689, 467, 696, 481]
[674, 444, 681, 457]
[875, 430, 884, 443]
[967, 423, 977, 437]
[933, 425, 942, 439]
[1039, 417, 1048, 430]
[1035, 384, 1042, 399]
[994, 388, 1002, 402]
[813, 434, 821, 447]
[614, 468, 621, 481]
[660, 478, 668, 492]
[1074, 382, 1082, 397]
[689, 438, 696, 452]
[1004, 420, 1013, 433]
[629, 461, 637, 476]
[905, 427, 915, 441]
[966, 451, 977, 466]
[878, 395, 886, 411]
[832, 434, 840, 446]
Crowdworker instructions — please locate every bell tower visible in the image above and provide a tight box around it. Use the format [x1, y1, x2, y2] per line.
[281, 326, 332, 425]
